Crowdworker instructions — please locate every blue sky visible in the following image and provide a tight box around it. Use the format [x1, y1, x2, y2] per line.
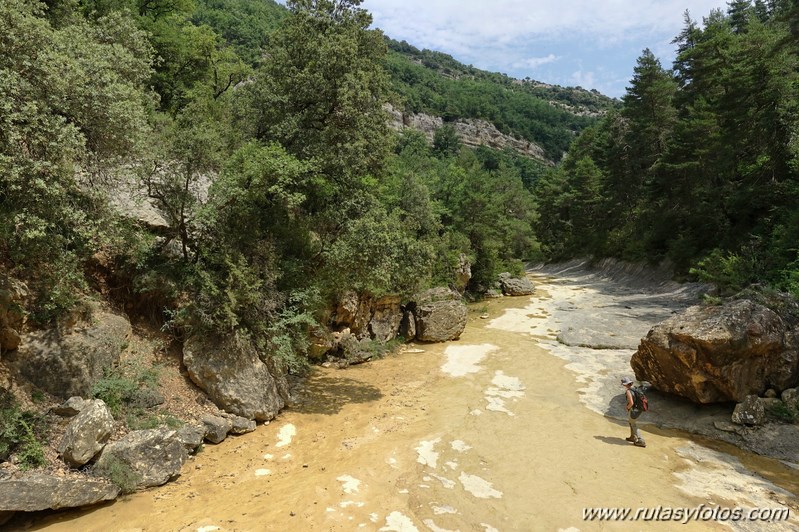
[359, 0, 728, 98]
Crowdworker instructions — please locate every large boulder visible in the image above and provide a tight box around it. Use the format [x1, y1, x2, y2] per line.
[632, 299, 799, 404]
[413, 288, 467, 343]
[0, 474, 119, 511]
[498, 272, 535, 296]
[368, 295, 403, 342]
[332, 291, 373, 338]
[58, 399, 115, 467]
[183, 333, 286, 421]
[14, 310, 131, 398]
[94, 428, 187, 489]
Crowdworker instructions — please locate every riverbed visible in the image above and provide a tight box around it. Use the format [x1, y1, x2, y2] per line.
[17, 266, 799, 531]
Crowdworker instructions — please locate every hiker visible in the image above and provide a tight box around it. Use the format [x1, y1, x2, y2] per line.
[622, 377, 646, 447]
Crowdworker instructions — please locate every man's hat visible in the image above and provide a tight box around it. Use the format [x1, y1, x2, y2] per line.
[621, 377, 634, 386]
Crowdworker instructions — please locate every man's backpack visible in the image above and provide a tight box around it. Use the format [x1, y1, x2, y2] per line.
[631, 386, 649, 413]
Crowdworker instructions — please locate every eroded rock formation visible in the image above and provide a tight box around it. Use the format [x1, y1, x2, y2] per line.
[632, 299, 799, 404]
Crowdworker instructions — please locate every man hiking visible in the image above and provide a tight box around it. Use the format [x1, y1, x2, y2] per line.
[622, 377, 646, 447]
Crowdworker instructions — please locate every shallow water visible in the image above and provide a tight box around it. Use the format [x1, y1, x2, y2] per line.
[16, 275, 798, 532]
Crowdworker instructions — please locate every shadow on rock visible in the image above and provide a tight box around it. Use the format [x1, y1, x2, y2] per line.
[293, 374, 382, 416]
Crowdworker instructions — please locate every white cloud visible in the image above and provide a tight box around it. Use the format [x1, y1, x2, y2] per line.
[513, 54, 560, 70]
[364, 0, 724, 47]
[276, 0, 727, 96]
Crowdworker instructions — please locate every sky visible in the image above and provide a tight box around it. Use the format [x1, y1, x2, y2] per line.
[360, 0, 730, 98]
[278, 0, 729, 98]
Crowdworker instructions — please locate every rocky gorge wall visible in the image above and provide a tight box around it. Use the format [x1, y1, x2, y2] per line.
[384, 103, 551, 164]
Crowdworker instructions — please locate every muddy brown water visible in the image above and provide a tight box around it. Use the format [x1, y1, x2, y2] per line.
[14, 282, 799, 532]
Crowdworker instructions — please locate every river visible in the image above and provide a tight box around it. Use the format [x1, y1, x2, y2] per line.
[17, 266, 799, 531]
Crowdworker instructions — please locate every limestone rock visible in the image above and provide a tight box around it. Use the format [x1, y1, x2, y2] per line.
[368, 295, 402, 342]
[385, 103, 550, 163]
[781, 388, 798, 406]
[498, 272, 535, 296]
[201, 414, 233, 444]
[51, 396, 91, 417]
[731, 395, 766, 426]
[225, 414, 257, 435]
[58, 399, 114, 467]
[0, 474, 119, 512]
[308, 326, 334, 360]
[332, 292, 372, 338]
[399, 310, 416, 341]
[454, 254, 472, 293]
[413, 288, 467, 343]
[176, 423, 205, 452]
[15, 310, 131, 398]
[183, 333, 286, 421]
[336, 331, 375, 366]
[631, 300, 799, 403]
[95, 428, 187, 489]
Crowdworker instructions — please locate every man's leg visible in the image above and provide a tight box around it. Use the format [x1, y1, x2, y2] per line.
[629, 414, 646, 447]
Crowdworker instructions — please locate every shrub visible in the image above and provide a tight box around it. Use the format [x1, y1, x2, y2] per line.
[92, 362, 162, 417]
[0, 396, 48, 469]
[95, 457, 140, 494]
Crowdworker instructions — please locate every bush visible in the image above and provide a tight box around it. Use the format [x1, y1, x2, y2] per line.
[92, 362, 162, 417]
[0, 395, 47, 469]
[689, 249, 759, 296]
[95, 456, 140, 494]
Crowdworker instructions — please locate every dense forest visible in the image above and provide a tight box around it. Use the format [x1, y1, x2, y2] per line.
[0, 0, 561, 380]
[535, 0, 799, 298]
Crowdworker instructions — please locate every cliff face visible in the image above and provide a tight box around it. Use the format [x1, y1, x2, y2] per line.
[385, 104, 552, 164]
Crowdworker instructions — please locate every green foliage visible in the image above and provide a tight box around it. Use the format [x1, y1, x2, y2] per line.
[384, 41, 616, 161]
[125, 409, 183, 430]
[0, 0, 154, 321]
[536, 5, 799, 292]
[91, 362, 162, 417]
[767, 401, 798, 423]
[237, 0, 392, 207]
[0, 394, 47, 469]
[95, 456, 141, 494]
[689, 249, 760, 295]
[192, 0, 287, 64]
[432, 125, 461, 158]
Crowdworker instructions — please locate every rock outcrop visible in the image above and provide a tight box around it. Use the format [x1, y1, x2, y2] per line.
[13, 310, 131, 398]
[183, 333, 286, 421]
[57, 399, 115, 467]
[368, 295, 403, 342]
[95, 428, 187, 489]
[413, 288, 467, 342]
[498, 272, 535, 296]
[385, 104, 550, 163]
[0, 474, 119, 512]
[632, 299, 799, 404]
[0, 276, 26, 353]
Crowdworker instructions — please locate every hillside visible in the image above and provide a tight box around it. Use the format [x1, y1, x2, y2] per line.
[192, 0, 616, 162]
